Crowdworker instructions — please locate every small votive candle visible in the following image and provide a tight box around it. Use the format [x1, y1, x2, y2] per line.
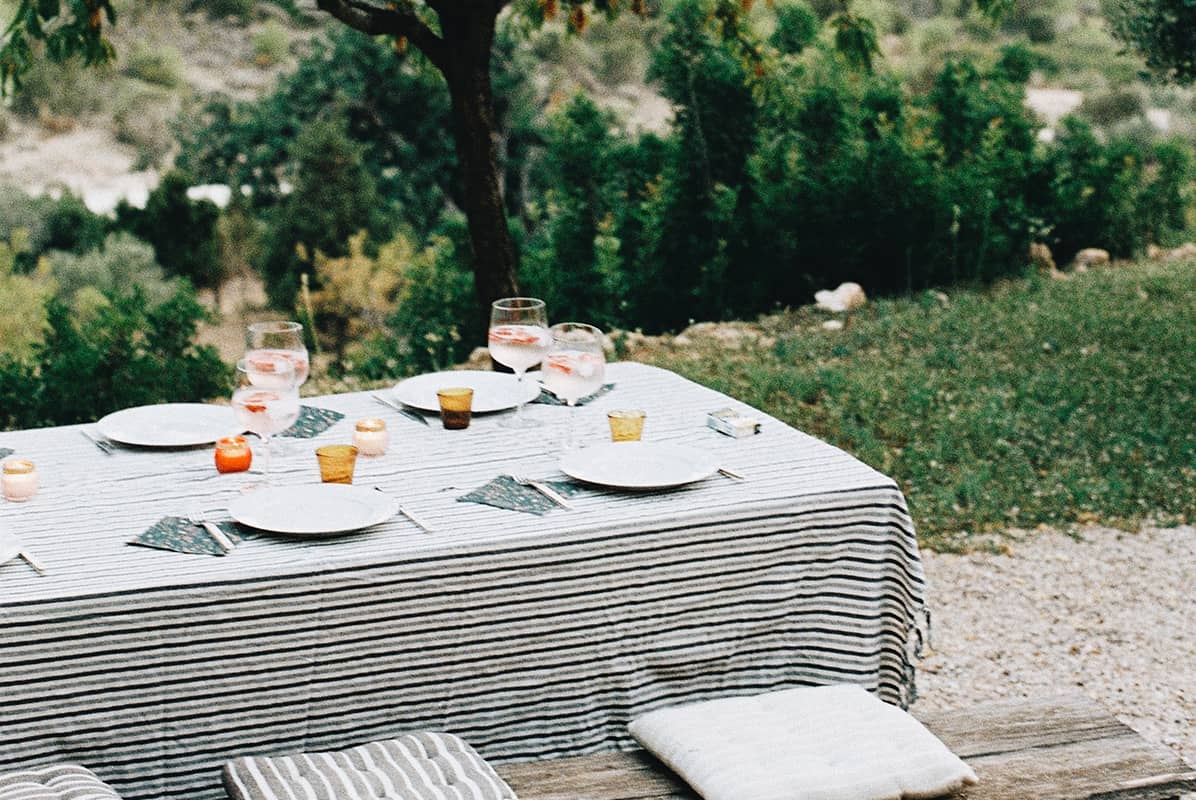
[214, 436, 253, 473]
[353, 418, 389, 457]
[2, 459, 39, 502]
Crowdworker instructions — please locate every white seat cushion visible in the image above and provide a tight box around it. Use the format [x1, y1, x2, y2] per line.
[223, 731, 517, 800]
[628, 685, 978, 800]
[0, 764, 122, 800]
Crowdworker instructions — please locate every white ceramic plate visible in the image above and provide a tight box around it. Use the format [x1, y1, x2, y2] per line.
[559, 442, 720, 490]
[96, 403, 238, 448]
[392, 370, 541, 414]
[228, 484, 399, 535]
[0, 532, 20, 566]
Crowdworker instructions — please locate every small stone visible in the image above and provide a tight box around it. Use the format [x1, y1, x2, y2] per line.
[1072, 248, 1110, 271]
[821, 319, 844, 331]
[814, 282, 867, 313]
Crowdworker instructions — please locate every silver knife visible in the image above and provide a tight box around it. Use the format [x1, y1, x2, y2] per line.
[199, 521, 237, 553]
[526, 480, 574, 510]
[373, 394, 430, 426]
[19, 549, 46, 575]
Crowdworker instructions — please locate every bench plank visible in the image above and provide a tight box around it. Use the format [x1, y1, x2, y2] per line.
[497, 695, 1196, 800]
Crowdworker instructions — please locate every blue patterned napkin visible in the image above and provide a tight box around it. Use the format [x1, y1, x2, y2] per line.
[130, 516, 244, 556]
[534, 383, 615, 407]
[458, 476, 584, 515]
[279, 406, 345, 438]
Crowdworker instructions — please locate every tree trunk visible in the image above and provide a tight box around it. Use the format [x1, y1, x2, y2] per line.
[441, 9, 520, 328]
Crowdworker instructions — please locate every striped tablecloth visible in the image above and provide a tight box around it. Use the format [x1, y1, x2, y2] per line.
[0, 363, 926, 800]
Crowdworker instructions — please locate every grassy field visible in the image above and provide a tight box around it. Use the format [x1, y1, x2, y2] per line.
[638, 259, 1196, 551]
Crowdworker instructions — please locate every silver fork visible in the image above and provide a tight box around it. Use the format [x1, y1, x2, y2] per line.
[81, 429, 116, 455]
[511, 475, 573, 510]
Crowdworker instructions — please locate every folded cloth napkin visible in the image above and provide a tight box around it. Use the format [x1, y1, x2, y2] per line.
[629, 685, 978, 800]
[533, 382, 615, 406]
[457, 475, 583, 515]
[279, 405, 345, 438]
[222, 731, 517, 800]
[130, 516, 244, 556]
[0, 763, 123, 800]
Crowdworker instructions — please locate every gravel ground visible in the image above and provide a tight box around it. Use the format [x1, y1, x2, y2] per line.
[914, 524, 1196, 767]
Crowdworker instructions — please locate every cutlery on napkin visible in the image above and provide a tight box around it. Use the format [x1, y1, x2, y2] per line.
[458, 475, 583, 516]
[511, 475, 573, 509]
[130, 516, 244, 556]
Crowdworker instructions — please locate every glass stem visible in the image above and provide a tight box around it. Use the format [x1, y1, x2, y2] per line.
[512, 369, 526, 422]
[260, 433, 272, 483]
[565, 400, 577, 451]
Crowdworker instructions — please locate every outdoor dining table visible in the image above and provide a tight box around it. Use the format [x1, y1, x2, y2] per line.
[0, 362, 927, 800]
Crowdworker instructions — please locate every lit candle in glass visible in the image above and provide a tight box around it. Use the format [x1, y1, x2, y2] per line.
[2, 459, 39, 502]
[353, 418, 389, 456]
[214, 436, 253, 473]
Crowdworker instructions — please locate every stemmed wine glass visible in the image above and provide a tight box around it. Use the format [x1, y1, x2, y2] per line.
[541, 322, 606, 450]
[488, 297, 551, 428]
[246, 321, 309, 388]
[232, 355, 300, 488]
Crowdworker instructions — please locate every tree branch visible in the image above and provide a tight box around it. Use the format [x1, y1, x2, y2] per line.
[316, 0, 447, 69]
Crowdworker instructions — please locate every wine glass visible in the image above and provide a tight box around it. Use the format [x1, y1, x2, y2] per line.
[246, 321, 310, 388]
[488, 297, 551, 428]
[541, 322, 606, 450]
[232, 355, 300, 488]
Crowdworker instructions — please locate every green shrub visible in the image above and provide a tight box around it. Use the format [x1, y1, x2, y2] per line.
[260, 114, 387, 308]
[114, 171, 225, 290]
[0, 242, 53, 361]
[771, 0, 820, 54]
[0, 286, 230, 430]
[42, 194, 109, 255]
[112, 84, 176, 168]
[46, 232, 178, 311]
[190, 0, 254, 23]
[8, 56, 105, 119]
[123, 42, 185, 88]
[1041, 118, 1190, 259]
[1079, 88, 1146, 126]
[347, 217, 479, 378]
[252, 20, 290, 67]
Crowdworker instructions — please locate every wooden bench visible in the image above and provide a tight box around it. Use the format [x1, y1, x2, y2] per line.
[497, 695, 1196, 800]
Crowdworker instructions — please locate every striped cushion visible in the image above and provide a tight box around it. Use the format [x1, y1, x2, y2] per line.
[0, 765, 122, 800]
[629, 685, 978, 800]
[222, 732, 518, 800]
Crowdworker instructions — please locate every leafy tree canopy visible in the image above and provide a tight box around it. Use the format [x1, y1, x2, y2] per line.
[1106, 0, 1196, 84]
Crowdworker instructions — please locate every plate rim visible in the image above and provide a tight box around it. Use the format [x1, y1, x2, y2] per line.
[558, 441, 719, 490]
[96, 402, 236, 447]
[391, 369, 541, 413]
[227, 483, 399, 535]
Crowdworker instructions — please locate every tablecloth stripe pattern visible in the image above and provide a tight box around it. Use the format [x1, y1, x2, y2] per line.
[0, 764, 123, 800]
[223, 732, 517, 800]
[0, 363, 926, 800]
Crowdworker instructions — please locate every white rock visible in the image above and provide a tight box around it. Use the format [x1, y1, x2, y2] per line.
[821, 319, 844, 331]
[1073, 248, 1110, 271]
[814, 282, 867, 313]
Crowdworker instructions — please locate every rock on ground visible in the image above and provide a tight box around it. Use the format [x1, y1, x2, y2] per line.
[915, 525, 1196, 767]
